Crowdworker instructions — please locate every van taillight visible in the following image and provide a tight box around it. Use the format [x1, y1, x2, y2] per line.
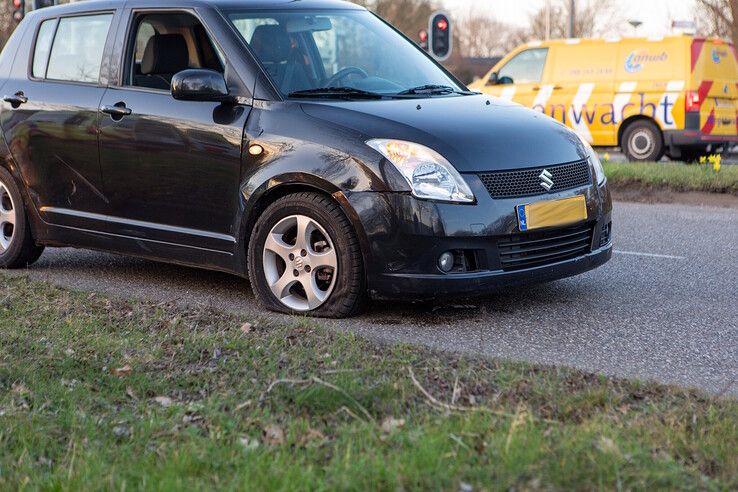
[686, 91, 701, 112]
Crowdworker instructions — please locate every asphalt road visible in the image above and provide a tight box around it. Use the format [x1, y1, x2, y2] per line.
[4, 201, 737, 396]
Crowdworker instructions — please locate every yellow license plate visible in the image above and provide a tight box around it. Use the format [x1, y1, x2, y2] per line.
[516, 196, 587, 232]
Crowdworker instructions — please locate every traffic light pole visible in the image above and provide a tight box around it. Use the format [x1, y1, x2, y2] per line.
[569, 0, 575, 38]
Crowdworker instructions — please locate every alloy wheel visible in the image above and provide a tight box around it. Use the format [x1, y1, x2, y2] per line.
[262, 214, 338, 311]
[0, 181, 16, 253]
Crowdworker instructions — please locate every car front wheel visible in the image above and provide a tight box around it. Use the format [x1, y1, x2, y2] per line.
[248, 192, 364, 318]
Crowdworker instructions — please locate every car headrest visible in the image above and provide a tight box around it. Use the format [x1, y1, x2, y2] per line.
[250, 25, 290, 63]
[141, 34, 190, 75]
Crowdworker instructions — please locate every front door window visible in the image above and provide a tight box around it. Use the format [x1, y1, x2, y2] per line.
[498, 48, 549, 85]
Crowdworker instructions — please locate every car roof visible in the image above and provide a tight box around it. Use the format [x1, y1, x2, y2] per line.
[29, 0, 364, 16]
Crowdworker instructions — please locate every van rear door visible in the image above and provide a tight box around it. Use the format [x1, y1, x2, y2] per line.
[692, 39, 738, 137]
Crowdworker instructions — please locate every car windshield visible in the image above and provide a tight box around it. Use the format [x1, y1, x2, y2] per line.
[226, 9, 466, 98]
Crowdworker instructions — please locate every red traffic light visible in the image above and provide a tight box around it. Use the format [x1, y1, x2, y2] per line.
[13, 0, 22, 8]
[418, 30, 428, 42]
[428, 11, 452, 60]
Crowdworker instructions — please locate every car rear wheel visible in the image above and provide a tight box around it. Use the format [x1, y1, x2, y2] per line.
[622, 120, 665, 162]
[0, 167, 44, 269]
[248, 192, 364, 318]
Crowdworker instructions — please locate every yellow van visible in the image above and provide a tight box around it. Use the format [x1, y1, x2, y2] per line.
[469, 36, 738, 162]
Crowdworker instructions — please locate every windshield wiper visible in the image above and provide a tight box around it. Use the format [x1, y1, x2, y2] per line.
[396, 84, 472, 96]
[288, 87, 385, 100]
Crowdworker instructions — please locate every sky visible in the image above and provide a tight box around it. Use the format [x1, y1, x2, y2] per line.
[443, 0, 697, 38]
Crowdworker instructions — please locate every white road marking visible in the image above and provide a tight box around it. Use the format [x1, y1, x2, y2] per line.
[615, 250, 686, 260]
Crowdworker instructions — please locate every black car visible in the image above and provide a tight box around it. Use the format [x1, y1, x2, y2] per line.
[0, 0, 612, 318]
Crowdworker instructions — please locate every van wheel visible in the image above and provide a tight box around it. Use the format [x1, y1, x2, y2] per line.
[0, 167, 44, 269]
[248, 192, 364, 318]
[622, 120, 664, 162]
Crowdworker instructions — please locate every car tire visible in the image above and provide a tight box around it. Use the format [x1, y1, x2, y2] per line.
[622, 120, 665, 162]
[248, 191, 365, 318]
[0, 166, 44, 269]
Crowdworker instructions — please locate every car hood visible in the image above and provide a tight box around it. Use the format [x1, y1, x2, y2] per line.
[300, 94, 590, 173]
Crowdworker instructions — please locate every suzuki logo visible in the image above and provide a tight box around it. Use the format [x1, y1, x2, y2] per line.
[539, 169, 554, 191]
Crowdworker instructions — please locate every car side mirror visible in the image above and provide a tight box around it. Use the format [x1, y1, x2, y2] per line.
[487, 72, 499, 86]
[171, 69, 234, 103]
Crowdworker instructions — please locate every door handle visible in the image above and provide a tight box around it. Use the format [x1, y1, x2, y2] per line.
[101, 103, 132, 119]
[3, 92, 28, 107]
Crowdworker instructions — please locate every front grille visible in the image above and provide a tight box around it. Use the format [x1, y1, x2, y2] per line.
[479, 160, 592, 199]
[497, 223, 593, 271]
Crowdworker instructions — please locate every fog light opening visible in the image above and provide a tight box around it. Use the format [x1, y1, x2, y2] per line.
[438, 251, 455, 273]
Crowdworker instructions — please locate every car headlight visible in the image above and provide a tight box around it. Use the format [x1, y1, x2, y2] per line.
[366, 139, 475, 203]
[576, 135, 606, 186]
[589, 151, 606, 186]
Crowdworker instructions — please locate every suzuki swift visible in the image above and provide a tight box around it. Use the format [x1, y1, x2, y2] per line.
[0, 0, 612, 318]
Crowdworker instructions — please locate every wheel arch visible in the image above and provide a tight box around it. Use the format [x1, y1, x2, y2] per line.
[617, 115, 663, 148]
[236, 174, 372, 279]
[0, 140, 46, 243]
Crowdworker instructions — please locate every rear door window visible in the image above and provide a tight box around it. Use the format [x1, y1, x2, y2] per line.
[46, 14, 113, 83]
[32, 19, 57, 78]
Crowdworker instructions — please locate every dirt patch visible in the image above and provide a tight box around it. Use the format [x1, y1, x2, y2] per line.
[611, 184, 738, 208]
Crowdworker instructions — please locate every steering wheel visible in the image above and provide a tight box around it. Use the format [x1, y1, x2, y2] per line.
[324, 66, 369, 87]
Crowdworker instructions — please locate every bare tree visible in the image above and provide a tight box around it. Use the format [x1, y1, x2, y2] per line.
[526, 0, 621, 40]
[352, 0, 437, 40]
[696, 0, 738, 47]
[455, 13, 521, 58]
[0, 3, 17, 48]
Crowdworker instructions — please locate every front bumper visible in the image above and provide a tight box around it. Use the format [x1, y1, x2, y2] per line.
[347, 176, 613, 301]
[370, 243, 612, 299]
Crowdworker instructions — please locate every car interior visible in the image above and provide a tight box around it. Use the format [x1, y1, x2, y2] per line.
[128, 13, 224, 90]
[248, 23, 316, 94]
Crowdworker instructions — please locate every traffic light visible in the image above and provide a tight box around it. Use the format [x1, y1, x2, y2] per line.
[428, 11, 452, 61]
[12, 0, 25, 23]
[418, 29, 428, 51]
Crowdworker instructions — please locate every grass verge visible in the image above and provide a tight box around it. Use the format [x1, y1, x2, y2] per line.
[0, 276, 736, 490]
[603, 161, 738, 195]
